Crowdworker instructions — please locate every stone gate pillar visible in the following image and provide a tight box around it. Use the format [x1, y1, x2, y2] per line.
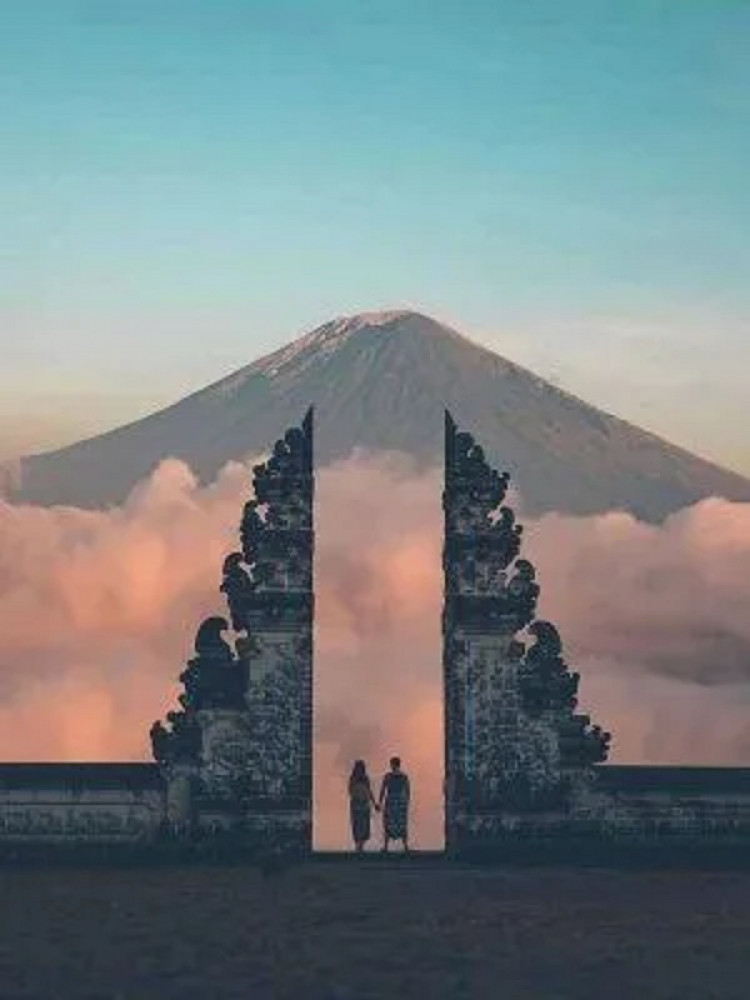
[442, 411, 610, 854]
[151, 410, 314, 852]
[232, 407, 314, 847]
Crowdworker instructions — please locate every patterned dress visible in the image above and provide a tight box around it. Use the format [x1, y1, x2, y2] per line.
[381, 771, 410, 840]
[349, 777, 374, 844]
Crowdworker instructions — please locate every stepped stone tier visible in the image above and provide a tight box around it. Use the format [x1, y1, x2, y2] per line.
[151, 408, 314, 850]
[2, 406, 750, 856]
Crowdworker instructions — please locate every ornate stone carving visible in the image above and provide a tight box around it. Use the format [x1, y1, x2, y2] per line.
[519, 621, 578, 715]
[232, 411, 314, 632]
[179, 617, 246, 713]
[442, 410, 611, 850]
[220, 553, 254, 632]
[196, 710, 256, 800]
[149, 711, 202, 768]
[150, 410, 314, 849]
[521, 620, 611, 766]
[506, 559, 540, 630]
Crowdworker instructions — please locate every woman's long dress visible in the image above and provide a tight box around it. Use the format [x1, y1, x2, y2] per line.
[349, 778, 373, 844]
[382, 772, 410, 840]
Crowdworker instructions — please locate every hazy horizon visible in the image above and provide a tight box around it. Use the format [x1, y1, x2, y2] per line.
[2, 307, 749, 483]
[2, 4, 749, 473]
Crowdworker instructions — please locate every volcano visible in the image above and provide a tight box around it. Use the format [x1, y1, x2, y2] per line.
[3, 310, 749, 519]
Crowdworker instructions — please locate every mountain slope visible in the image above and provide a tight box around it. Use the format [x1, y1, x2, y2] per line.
[3, 310, 749, 520]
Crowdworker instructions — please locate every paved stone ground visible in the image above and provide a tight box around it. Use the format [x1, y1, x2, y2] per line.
[0, 858, 748, 999]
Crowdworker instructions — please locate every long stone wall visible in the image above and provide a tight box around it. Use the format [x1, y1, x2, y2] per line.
[0, 765, 165, 845]
[592, 765, 750, 842]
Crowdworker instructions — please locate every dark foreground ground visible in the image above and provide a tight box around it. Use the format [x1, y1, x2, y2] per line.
[1, 856, 749, 1000]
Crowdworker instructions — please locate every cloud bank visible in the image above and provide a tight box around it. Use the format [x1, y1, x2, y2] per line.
[1, 452, 749, 848]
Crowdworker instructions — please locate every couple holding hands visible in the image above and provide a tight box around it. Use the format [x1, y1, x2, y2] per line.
[348, 756, 410, 853]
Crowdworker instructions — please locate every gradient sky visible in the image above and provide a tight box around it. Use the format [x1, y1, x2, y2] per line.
[2, 1, 749, 471]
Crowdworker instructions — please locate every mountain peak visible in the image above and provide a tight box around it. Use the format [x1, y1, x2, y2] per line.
[4, 310, 750, 519]
[327, 308, 421, 330]
[303, 308, 456, 346]
[245, 309, 461, 382]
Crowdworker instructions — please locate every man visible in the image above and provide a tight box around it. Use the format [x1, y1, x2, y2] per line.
[378, 756, 411, 853]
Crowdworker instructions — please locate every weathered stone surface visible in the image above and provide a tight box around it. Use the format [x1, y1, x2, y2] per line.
[443, 411, 613, 850]
[442, 411, 750, 851]
[0, 764, 164, 844]
[151, 409, 314, 850]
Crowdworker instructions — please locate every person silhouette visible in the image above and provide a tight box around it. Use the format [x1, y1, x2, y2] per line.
[378, 756, 411, 853]
[348, 759, 379, 853]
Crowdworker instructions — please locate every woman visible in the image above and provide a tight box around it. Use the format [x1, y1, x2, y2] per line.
[379, 756, 411, 853]
[348, 759, 378, 853]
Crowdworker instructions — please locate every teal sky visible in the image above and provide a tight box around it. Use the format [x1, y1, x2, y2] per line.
[1, 1, 749, 472]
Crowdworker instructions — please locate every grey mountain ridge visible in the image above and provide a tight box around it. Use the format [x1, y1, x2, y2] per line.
[2, 310, 749, 520]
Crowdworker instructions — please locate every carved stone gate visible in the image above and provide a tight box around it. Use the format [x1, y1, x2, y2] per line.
[151, 406, 611, 853]
[152, 410, 314, 850]
[5, 411, 750, 854]
[442, 411, 610, 853]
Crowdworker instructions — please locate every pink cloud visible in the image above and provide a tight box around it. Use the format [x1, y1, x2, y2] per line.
[1, 452, 749, 849]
